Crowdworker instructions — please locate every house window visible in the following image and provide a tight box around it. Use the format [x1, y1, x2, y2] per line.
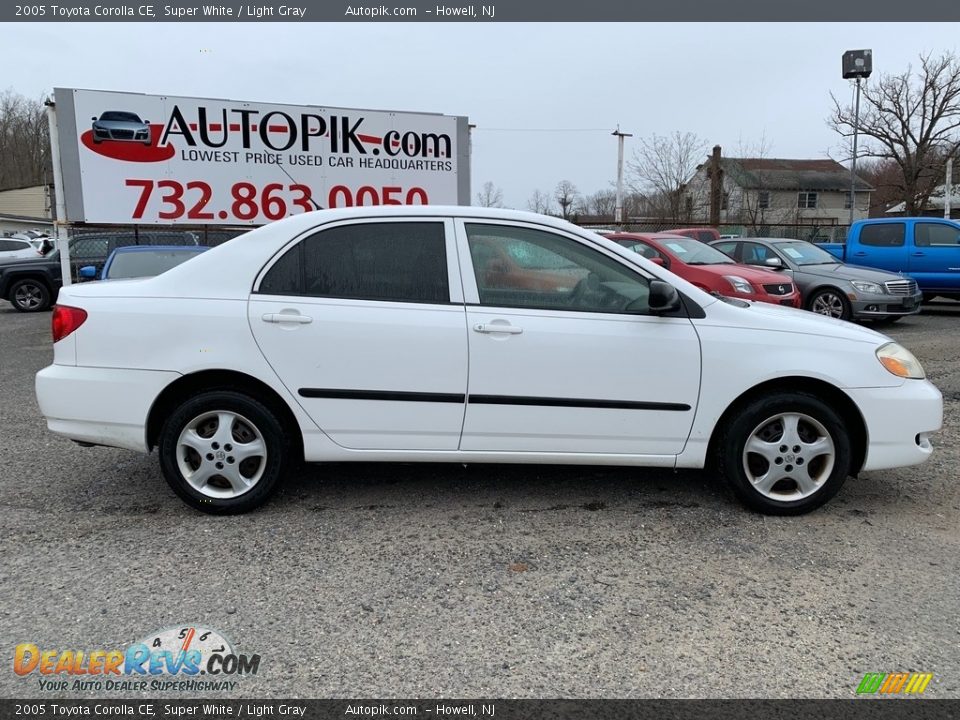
[844, 193, 855, 209]
[798, 192, 818, 209]
[758, 191, 770, 210]
[720, 192, 729, 211]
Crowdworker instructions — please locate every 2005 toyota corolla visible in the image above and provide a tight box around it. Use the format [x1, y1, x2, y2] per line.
[35, 207, 942, 515]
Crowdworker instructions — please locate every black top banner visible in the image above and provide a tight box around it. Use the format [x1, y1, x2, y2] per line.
[3, 0, 960, 21]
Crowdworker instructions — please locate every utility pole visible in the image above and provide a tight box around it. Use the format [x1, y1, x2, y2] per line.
[612, 126, 632, 229]
[945, 157, 953, 219]
[709, 145, 723, 227]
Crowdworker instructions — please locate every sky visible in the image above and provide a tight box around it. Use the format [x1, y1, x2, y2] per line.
[5, 22, 960, 208]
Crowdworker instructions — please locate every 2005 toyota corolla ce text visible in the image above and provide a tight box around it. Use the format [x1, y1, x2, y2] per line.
[35, 207, 942, 515]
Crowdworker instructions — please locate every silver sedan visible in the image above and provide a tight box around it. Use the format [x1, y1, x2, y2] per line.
[711, 237, 922, 322]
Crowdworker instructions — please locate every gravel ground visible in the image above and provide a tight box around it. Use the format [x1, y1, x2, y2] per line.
[1, 300, 958, 699]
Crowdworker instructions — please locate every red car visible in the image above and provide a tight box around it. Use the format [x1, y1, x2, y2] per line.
[604, 232, 801, 307]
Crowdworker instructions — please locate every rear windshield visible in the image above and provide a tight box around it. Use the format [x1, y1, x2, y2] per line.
[107, 250, 200, 279]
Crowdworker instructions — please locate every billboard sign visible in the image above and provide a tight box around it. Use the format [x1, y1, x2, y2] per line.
[53, 88, 469, 225]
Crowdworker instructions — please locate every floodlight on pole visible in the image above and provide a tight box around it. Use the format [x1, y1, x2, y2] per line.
[843, 49, 872, 225]
[612, 126, 632, 229]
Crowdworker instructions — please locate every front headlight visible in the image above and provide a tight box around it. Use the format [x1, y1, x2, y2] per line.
[723, 275, 754, 294]
[851, 280, 883, 294]
[876, 342, 925, 379]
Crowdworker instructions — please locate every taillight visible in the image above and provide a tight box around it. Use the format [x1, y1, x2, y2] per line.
[52, 305, 88, 343]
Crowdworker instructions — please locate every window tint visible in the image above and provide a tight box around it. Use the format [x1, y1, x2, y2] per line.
[466, 224, 651, 314]
[859, 223, 905, 247]
[741, 243, 773, 265]
[258, 222, 449, 304]
[713, 241, 738, 259]
[915, 222, 960, 247]
[0, 240, 16, 251]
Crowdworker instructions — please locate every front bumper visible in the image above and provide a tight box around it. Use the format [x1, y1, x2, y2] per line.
[850, 291, 923, 318]
[35, 364, 180, 452]
[845, 380, 942, 472]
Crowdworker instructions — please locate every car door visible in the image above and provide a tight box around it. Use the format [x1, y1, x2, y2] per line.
[456, 220, 701, 456]
[908, 221, 960, 291]
[850, 222, 906, 272]
[249, 218, 468, 450]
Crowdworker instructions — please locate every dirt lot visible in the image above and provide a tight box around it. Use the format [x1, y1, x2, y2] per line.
[1, 300, 958, 699]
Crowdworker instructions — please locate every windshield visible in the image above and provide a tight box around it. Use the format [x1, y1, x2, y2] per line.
[656, 237, 735, 265]
[107, 250, 200, 279]
[775, 241, 839, 266]
[100, 111, 142, 122]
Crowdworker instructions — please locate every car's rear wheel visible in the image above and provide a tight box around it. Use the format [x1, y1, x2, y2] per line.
[716, 392, 851, 515]
[807, 288, 850, 320]
[158, 391, 289, 514]
[9, 278, 51, 312]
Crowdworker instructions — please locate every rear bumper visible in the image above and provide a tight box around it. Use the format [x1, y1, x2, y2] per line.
[35, 364, 180, 452]
[846, 380, 942, 472]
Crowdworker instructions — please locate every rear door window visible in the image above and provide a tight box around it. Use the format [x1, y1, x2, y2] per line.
[257, 222, 449, 304]
[915, 222, 960, 247]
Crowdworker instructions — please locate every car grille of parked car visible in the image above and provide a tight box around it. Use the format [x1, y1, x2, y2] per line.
[112, 130, 135, 139]
[763, 283, 794, 296]
[884, 279, 919, 296]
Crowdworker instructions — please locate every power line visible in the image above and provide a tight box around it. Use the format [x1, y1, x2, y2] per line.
[472, 127, 613, 133]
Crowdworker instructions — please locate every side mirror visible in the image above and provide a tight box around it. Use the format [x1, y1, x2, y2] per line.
[649, 279, 681, 314]
[764, 256, 784, 269]
[648, 256, 665, 267]
[79, 266, 97, 280]
[91, 116, 97, 121]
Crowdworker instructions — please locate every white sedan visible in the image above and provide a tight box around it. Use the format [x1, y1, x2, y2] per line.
[35, 207, 942, 515]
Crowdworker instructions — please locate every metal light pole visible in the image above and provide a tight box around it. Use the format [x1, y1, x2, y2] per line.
[612, 126, 632, 229]
[842, 49, 873, 225]
[849, 77, 862, 225]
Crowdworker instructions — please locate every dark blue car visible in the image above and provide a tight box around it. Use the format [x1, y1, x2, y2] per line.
[80, 245, 209, 281]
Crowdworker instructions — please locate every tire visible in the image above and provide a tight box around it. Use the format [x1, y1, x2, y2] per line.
[716, 392, 852, 515]
[158, 390, 290, 514]
[807, 288, 851, 320]
[9, 278, 52, 312]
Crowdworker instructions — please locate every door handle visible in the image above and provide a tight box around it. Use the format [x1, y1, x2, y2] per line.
[262, 312, 312, 324]
[473, 323, 522, 334]
[912, 252, 926, 256]
[852, 251, 867, 256]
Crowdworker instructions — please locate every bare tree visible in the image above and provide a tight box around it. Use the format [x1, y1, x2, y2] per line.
[578, 188, 617, 218]
[527, 189, 554, 215]
[829, 51, 960, 216]
[554, 180, 578, 220]
[856, 158, 907, 217]
[627, 131, 708, 222]
[476, 181, 504, 208]
[0, 90, 51, 190]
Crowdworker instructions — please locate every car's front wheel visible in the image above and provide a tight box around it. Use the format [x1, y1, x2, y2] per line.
[158, 391, 290, 514]
[807, 288, 850, 320]
[9, 278, 51, 312]
[716, 392, 852, 515]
